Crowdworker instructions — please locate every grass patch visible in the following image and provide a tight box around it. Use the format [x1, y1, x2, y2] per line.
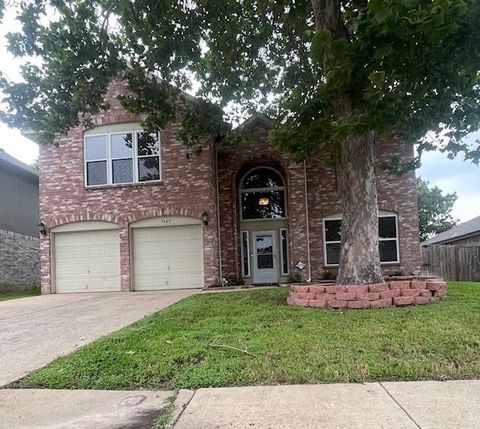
[16, 282, 480, 389]
[155, 394, 177, 429]
[0, 287, 40, 301]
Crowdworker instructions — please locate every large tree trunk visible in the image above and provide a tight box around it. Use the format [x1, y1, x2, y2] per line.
[336, 132, 384, 284]
[311, 0, 384, 285]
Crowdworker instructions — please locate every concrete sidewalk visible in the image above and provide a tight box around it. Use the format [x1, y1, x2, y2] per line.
[172, 380, 480, 429]
[0, 389, 174, 429]
[1, 380, 478, 428]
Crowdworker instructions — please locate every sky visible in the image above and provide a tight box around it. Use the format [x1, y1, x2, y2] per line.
[0, 8, 479, 223]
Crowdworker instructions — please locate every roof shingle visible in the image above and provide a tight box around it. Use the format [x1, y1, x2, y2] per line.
[421, 215, 480, 246]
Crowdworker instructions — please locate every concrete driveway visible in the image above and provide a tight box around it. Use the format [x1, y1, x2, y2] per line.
[0, 290, 198, 387]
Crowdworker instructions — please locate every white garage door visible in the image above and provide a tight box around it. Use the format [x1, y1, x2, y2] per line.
[54, 229, 121, 293]
[133, 224, 203, 290]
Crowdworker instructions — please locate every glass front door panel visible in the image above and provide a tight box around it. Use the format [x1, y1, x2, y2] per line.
[256, 235, 274, 269]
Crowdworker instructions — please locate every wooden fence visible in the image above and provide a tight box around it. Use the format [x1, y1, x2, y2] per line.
[421, 245, 480, 282]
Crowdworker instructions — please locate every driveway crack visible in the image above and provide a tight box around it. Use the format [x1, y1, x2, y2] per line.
[0, 295, 108, 321]
[379, 382, 422, 429]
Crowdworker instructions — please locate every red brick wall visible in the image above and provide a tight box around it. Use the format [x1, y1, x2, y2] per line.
[217, 122, 421, 282]
[39, 79, 219, 293]
[305, 137, 421, 280]
[217, 124, 308, 281]
[39, 79, 420, 293]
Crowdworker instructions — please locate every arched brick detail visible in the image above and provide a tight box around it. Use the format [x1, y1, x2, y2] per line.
[235, 158, 289, 190]
[320, 206, 342, 218]
[379, 203, 399, 213]
[320, 203, 398, 219]
[126, 208, 205, 224]
[48, 212, 122, 229]
[91, 112, 142, 128]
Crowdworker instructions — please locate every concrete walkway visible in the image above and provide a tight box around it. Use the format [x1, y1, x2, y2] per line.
[171, 380, 480, 429]
[0, 290, 198, 387]
[0, 389, 174, 429]
[1, 380, 478, 428]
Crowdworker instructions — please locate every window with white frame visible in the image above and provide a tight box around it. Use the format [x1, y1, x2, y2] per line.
[323, 213, 399, 265]
[240, 167, 286, 220]
[279, 228, 289, 275]
[85, 130, 160, 186]
[241, 231, 251, 277]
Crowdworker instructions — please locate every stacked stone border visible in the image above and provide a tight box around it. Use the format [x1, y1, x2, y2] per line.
[287, 278, 447, 309]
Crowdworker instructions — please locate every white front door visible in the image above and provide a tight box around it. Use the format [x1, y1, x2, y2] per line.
[253, 231, 278, 284]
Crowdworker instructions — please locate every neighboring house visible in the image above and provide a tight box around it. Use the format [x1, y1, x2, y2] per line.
[28, 79, 421, 294]
[421, 215, 480, 247]
[0, 148, 40, 291]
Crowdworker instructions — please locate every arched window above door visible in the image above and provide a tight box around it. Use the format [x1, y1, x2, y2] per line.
[240, 167, 286, 220]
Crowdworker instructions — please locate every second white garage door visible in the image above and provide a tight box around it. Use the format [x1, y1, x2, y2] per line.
[133, 224, 203, 290]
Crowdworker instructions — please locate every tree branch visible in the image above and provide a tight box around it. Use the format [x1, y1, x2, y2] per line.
[208, 338, 256, 356]
[311, 0, 346, 37]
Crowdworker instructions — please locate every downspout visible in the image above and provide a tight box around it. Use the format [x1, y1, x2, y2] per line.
[215, 144, 223, 285]
[304, 159, 312, 282]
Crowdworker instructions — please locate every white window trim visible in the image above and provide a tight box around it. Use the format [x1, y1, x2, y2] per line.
[279, 228, 289, 275]
[323, 212, 400, 267]
[241, 230, 251, 277]
[239, 166, 287, 221]
[84, 130, 162, 187]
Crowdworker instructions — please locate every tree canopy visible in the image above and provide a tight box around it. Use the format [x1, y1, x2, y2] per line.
[417, 177, 458, 242]
[0, 0, 479, 163]
[1, 0, 480, 284]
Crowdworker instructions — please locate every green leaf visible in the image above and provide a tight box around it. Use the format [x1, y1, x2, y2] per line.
[331, 38, 350, 60]
[369, 0, 383, 13]
[368, 71, 386, 85]
[311, 30, 332, 63]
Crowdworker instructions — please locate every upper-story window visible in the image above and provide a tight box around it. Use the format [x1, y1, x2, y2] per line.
[84, 130, 161, 187]
[240, 167, 286, 220]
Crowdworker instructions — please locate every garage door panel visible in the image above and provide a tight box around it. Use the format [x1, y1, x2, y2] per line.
[169, 259, 187, 271]
[134, 244, 153, 258]
[133, 223, 203, 291]
[186, 259, 202, 270]
[56, 262, 89, 277]
[55, 278, 89, 292]
[168, 242, 187, 255]
[182, 228, 202, 240]
[54, 229, 120, 293]
[55, 246, 90, 261]
[135, 274, 169, 290]
[88, 276, 120, 292]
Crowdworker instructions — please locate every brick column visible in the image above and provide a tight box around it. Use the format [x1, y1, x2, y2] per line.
[40, 233, 52, 294]
[119, 225, 131, 291]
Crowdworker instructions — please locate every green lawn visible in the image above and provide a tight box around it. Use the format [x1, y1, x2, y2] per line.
[15, 282, 480, 390]
[0, 288, 40, 302]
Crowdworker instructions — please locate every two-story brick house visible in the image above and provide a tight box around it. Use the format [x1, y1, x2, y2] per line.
[32, 80, 421, 294]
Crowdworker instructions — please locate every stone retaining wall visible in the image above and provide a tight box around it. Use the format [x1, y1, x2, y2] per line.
[0, 229, 40, 292]
[287, 278, 447, 309]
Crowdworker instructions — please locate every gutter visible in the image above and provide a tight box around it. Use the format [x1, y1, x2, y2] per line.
[304, 159, 312, 282]
[215, 144, 223, 285]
